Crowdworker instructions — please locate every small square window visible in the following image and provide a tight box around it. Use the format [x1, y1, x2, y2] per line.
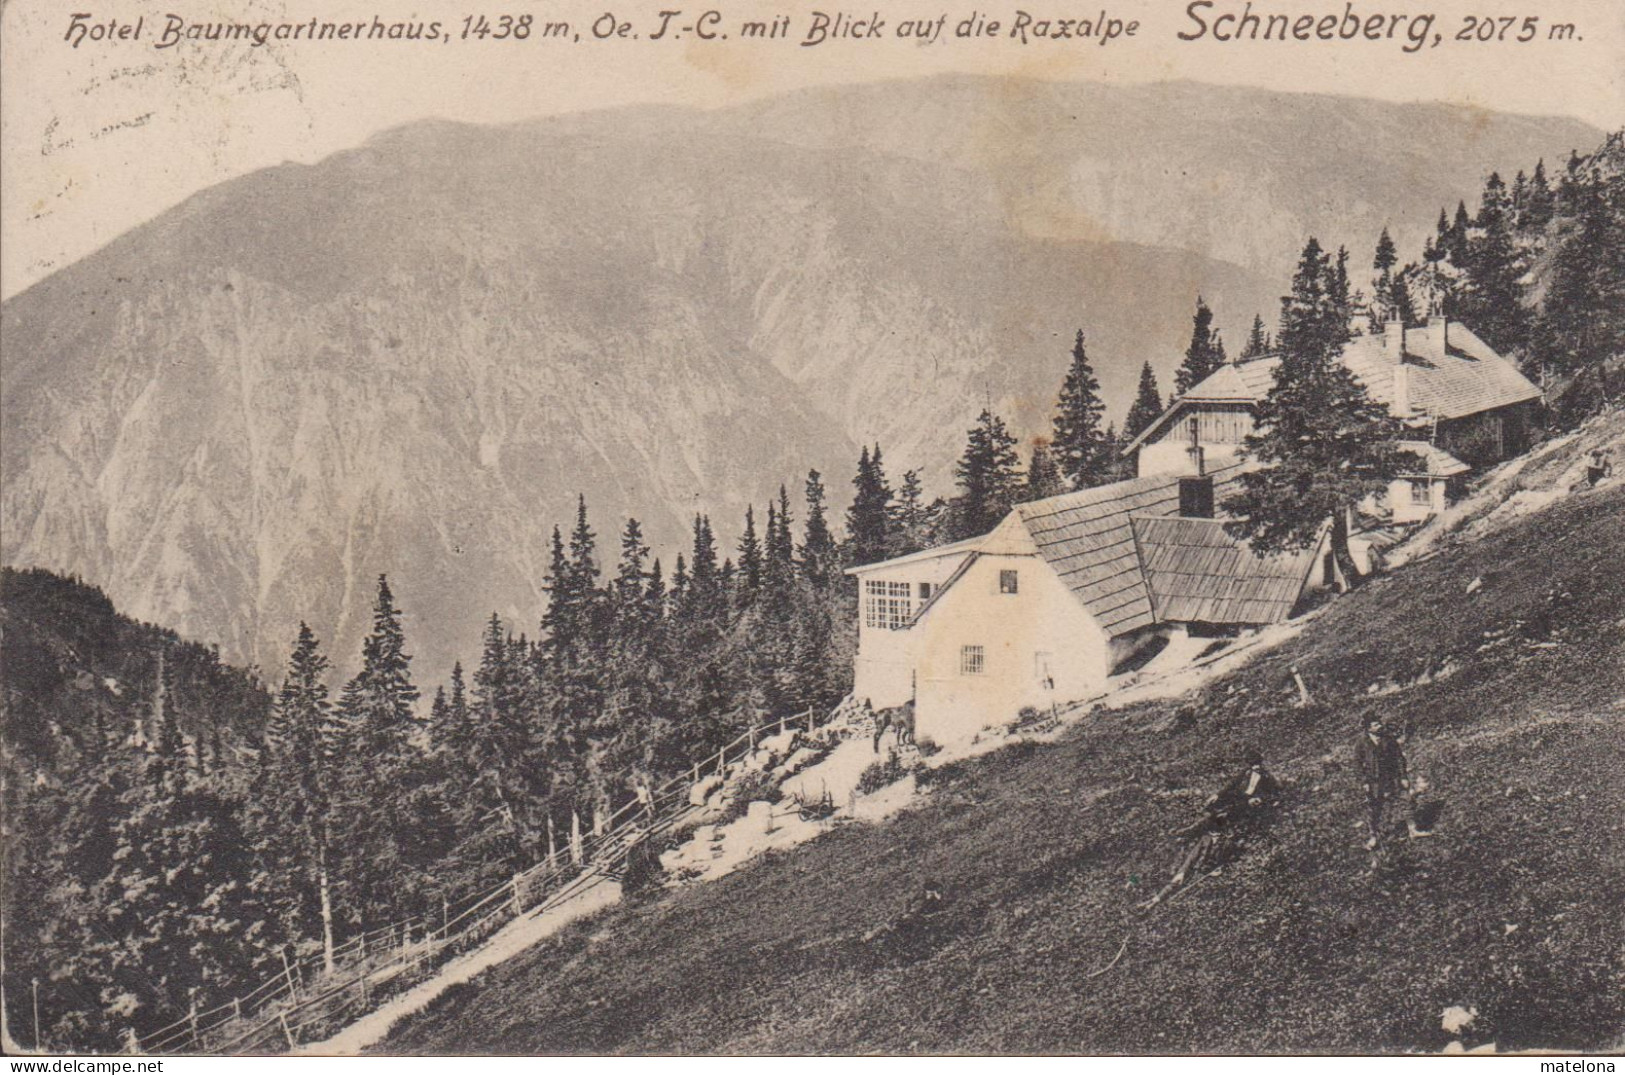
[960, 645, 985, 676]
[999, 570, 1019, 595]
[918, 582, 933, 600]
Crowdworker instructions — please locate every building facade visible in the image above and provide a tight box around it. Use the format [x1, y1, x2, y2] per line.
[1125, 317, 1541, 521]
[848, 466, 1326, 745]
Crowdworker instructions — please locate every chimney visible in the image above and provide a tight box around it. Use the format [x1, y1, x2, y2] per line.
[1384, 318, 1405, 362]
[1418, 314, 1449, 364]
[1392, 364, 1411, 419]
[1178, 476, 1215, 519]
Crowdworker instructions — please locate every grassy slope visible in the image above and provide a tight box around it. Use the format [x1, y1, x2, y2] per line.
[378, 485, 1625, 1055]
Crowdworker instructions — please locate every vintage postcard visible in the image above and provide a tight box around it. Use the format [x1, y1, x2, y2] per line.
[2, 0, 1622, 1058]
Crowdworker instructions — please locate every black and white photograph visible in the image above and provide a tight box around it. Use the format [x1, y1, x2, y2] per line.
[2, 0, 1622, 1059]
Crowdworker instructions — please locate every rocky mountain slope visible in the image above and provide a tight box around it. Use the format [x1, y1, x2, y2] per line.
[1, 78, 1596, 681]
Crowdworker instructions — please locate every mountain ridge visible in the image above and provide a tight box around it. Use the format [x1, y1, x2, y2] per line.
[1, 77, 1596, 682]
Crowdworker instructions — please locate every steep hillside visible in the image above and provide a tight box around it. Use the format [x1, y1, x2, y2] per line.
[1, 79, 1594, 684]
[376, 482, 1625, 1054]
[0, 567, 269, 769]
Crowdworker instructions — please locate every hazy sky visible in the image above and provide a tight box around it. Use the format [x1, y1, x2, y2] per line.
[3, 0, 1621, 298]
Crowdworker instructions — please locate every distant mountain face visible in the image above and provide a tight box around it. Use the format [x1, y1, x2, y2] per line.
[0, 77, 1595, 683]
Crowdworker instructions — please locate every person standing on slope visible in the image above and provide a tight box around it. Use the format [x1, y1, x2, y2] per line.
[1356, 717, 1418, 852]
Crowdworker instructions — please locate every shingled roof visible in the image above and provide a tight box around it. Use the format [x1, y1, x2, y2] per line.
[1130, 515, 1320, 626]
[1125, 318, 1540, 452]
[1014, 463, 1249, 637]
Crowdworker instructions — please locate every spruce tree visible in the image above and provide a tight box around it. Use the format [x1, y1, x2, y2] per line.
[1052, 330, 1110, 488]
[1174, 298, 1226, 396]
[1021, 439, 1067, 502]
[890, 469, 931, 557]
[1534, 172, 1625, 417]
[1240, 313, 1272, 359]
[1123, 361, 1166, 443]
[331, 576, 423, 928]
[799, 470, 838, 588]
[1224, 238, 1417, 589]
[259, 624, 342, 968]
[1524, 158, 1555, 232]
[951, 409, 1023, 538]
[1463, 171, 1531, 355]
[845, 444, 894, 567]
[736, 505, 763, 607]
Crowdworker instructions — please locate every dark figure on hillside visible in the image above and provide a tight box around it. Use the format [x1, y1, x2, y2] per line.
[1585, 447, 1613, 488]
[862, 879, 951, 959]
[1356, 718, 1428, 851]
[1142, 750, 1280, 908]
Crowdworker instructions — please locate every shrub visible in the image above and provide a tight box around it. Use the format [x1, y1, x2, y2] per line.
[620, 835, 667, 899]
[717, 768, 783, 824]
[855, 751, 911, 796]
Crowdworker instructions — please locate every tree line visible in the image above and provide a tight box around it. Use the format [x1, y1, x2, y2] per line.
[6, 128, 1620, 1054]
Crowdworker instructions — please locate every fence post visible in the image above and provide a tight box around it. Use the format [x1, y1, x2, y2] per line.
[233, 997, 242, 1021]
[511, 872, 523, 915]
[280, 948, 299, 1001]
[123, 1027, 139, 1055]
[807, 707, 815, 733]
[278, 1012, 297, 1049]
[187, 989, 199, 1046]
[442, 894, 449, 934]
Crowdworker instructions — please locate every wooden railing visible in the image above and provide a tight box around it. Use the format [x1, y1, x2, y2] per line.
[129, 706, 828, 1055]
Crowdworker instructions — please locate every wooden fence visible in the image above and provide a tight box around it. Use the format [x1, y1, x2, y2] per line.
[130, 706, 825, 1055]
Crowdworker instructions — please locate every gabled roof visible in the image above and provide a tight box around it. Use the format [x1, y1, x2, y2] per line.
[1124, 319, 1540, 453]
[1014, 463, 1249, 637]
[850, 463, 1321, 637]
[845, 534, 983, 576]
[1395, 441, 1470, 479]
[1130, 515, 1321, 626]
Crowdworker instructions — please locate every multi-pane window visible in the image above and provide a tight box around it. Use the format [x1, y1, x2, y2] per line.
[863, 580, 913, 630]
[999, 569, 1019, 595]
[961, 645, 986, 676]
[1410, 479, 1433, 506]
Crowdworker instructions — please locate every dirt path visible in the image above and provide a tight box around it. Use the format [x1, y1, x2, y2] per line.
[294, 878, 622, 1055]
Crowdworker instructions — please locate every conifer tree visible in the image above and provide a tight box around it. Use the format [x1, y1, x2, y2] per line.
[331, 576, 423, 927]
[846, 445, 894, 567]
[799, 470, 838, 589]
[1330, 245, 1354, 340]
[259, 624, 342, 968]
[1523, 158, 1555, 232]
[890, 469, 931, 557]
[770, 485, 795, 568]
[1021, 439, 1067, 502]
[1534, 172, 1625, 415]
[951, 409, 1023, 538]
[735, 505, 763, 607]
[1462, 171, 1531, 355]
[1370, 227, 1415, 327]
[1123, 361, 1166, 443]
[1174, 299, 1226, 396]
[1052, 330, 1110, 488]
[1240, 313, 1272, 359]
[1224, 237, 1417, 589]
